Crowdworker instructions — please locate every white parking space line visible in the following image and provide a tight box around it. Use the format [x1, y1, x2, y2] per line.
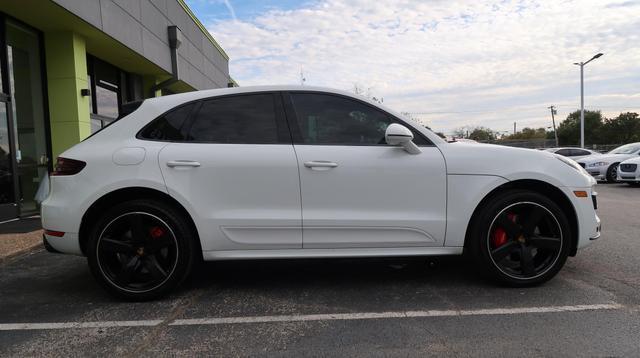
[0, 320, 163, 331]
[0, 303, 623, 331]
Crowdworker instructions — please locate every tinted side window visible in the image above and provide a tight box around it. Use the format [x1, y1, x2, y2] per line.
[138, 103, 195, 141]
[556, 149, 572, 156]
[571, 149, 590, 156]
[189, 94, 279, 144]
[290, 93, 429, 145]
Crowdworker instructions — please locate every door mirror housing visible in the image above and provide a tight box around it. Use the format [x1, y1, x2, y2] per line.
[385, 123, 421, 155]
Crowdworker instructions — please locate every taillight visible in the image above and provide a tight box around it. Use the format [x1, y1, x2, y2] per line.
[51, 157, 86, 176]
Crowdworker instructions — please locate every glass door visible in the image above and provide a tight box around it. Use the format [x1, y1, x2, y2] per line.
[5, 19, 48, 216]
[0, 95, 18, 220]
[0, 18, 18, 221]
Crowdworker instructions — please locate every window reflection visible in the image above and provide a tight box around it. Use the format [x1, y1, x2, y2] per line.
[96, 85, 118, 119]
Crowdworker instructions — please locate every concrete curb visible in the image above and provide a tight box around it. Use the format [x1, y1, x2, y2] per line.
[0, 242, 44, 265]
[0, 230, 45, 265]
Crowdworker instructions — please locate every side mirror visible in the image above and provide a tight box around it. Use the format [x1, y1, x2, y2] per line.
[385, 123, 422, 155]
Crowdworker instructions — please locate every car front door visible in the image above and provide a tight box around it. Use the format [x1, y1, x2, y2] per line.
[285, 92, 447, 249]
[155, 93, 302, 251]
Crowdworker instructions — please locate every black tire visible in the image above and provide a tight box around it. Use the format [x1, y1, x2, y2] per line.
[468, 190, 571, 287]
[87, 199, 197, 301]
[606, 163, 620, 183]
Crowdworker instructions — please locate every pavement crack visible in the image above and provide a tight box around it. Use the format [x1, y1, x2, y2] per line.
[125, 290, 204, 357]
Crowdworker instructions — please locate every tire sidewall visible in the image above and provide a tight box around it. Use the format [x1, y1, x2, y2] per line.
[86, 199, 195, 301]
[469, 190, 571, 286]
[606, 164, 619, 183]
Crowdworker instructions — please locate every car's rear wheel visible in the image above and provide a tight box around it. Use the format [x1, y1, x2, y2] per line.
[468, 190, 571, 286]
[87, 199, 196, 301]
[606, 163, 619, 183]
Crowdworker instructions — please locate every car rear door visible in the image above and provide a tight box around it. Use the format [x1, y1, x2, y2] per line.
[284, 91, 447, 249]
[155, 93, 302, 251]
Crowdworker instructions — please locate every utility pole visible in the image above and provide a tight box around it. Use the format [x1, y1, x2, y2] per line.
[548, 105, 559, 146]
[513, 122, 516, 135]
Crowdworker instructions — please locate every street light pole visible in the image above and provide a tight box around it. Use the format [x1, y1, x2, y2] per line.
[574, 53, 603, 149]
[580, 65, 584, 148]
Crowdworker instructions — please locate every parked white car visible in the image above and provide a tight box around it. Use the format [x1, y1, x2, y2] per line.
[543, 147, 599, 161]
[42, 86, 601, 300]
[617, 157, 640, 185]
[576, 143, 640, 182]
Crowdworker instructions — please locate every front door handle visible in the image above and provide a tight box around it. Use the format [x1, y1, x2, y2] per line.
[167, 160, 201, 168]
[304, 161, 338, 169]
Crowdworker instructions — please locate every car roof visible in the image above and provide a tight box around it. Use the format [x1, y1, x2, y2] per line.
[144, 85, 407, 121]
[146, 85, 374, 106]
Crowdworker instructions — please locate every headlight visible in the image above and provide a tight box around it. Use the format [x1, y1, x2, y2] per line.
[587, 161, 609, 168]
[555, 155, 590, 176]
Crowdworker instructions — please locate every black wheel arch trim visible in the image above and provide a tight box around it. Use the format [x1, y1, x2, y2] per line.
[79, 187, 202, 258]
[464, 179, 580, 257]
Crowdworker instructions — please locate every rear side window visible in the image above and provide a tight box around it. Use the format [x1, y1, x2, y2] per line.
[555, 149, 572, 156]
[138, 103, 195, 141]
[188, 94, 279, 144]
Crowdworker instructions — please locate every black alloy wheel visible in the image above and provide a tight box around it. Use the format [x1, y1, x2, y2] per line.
[487, 202, 563, 280]
[87, 199, 196, 300]
[468, 190, 570, 286]
[96, 212, 178, 293]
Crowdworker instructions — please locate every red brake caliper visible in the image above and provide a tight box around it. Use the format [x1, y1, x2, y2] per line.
[492, 213, 517, 247]
[149, 226, 165, 239]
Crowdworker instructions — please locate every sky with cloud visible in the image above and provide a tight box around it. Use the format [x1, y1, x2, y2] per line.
[186, 0, 640, 134]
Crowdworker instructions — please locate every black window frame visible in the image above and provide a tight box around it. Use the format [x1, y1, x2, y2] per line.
[87, 55, 144, 132]
[282, 91, 434, 147]
[136, 92, 292, 145]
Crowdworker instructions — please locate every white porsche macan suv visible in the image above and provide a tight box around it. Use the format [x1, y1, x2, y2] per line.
[42, 86, 601, 300]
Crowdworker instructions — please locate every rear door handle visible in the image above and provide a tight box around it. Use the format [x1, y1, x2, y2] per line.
[167, 160, 201, 168]
[304, 161, 338, 169]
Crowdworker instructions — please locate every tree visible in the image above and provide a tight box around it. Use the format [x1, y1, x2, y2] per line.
[503, 127, 548, 140]
[556, 110, 603, 145]
[599, 112, 640, 144]
[353, 83, 383, 103]
[468, 127, 497, 141]
[452, 127, 468, 138]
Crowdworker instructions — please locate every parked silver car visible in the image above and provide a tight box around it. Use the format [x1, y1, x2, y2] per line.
[543, 147, 599, 161]
[617, 157, 640, 186]
[576, 143, 640, 183]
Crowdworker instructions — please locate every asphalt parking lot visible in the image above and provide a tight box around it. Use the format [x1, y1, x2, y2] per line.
[1, 184, 640, 357]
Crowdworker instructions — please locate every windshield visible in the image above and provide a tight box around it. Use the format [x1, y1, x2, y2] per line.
[609, 143, 640, 154]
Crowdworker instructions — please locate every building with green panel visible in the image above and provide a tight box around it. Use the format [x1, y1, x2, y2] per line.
[0, 0, 233, 220]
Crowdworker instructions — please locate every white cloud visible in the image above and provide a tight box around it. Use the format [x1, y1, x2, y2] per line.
[206, 0, 640, 133]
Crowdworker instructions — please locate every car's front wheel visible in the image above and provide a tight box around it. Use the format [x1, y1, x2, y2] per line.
[87, 199, 197, 301]
[606, 163, 620, 183]
[468, 190, 571, 286]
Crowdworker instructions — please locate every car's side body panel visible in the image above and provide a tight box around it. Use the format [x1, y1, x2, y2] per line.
[444, 174, 509, 247]
[158, 143, 303, 251]
[41, 139, 169, 255]
[293, 145, 447, 248]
